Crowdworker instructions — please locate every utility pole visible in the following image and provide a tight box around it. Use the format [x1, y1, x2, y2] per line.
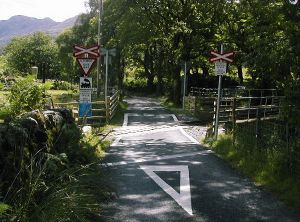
[97, 0, 103, 96]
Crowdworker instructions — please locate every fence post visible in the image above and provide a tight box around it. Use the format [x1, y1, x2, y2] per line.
[286, 123, 289, 150]
[106, 96, 110, 122]
[255, 108, 260, 149]
[213, 99, 217, 135]
[194, 96, 197, 115]
[232, 97, 236, 145]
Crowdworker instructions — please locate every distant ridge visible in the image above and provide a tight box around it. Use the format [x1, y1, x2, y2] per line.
[0, 15, 79, 48]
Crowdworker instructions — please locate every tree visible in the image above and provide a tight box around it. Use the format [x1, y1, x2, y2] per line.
[4, 32, 60, 78]
[69, 0, 300, 102]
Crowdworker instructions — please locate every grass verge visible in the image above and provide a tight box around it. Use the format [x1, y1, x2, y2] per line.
[160, 96, 195, 117]
[206, 134, 300, 213]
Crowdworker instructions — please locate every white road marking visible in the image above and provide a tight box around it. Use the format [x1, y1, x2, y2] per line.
[143, 114, 155, 117]
[145, 143, 167, 146]
[179, 127, 200, 144]
[111, 126, 200, 145]
[171, 114, 179, 122]
[140, 165, 193, 216]
[111, 137, 121, 146]
[123, 113, 178, 127]
[99, 150, 212, 167]
[111, 126, 183, 141]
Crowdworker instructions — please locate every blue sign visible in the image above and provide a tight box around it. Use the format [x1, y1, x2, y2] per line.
[79, 103, 92, 117]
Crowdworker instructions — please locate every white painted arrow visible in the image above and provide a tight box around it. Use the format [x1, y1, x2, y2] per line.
[210, 51, 234, 63]
[140, 165, 193, 215]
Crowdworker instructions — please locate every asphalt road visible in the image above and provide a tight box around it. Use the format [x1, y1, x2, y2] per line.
[100, 97, 300, 222]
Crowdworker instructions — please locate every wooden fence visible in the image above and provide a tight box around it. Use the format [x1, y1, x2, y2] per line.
[214, 95, 285, 124]
[189, 87, 279, 98]
[184, 88, 284, 125]
[52, 90, 120, 125]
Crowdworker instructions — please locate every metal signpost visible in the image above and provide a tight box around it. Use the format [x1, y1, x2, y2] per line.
[100, 48, 116, 107]
[182, 61, 187, 110]
[73, 45, 100, 119]
[97, 0, 103, 96]
[182, 61, 190, 110]
[209, 45, 234, 139]
[79, 77, 93, 117]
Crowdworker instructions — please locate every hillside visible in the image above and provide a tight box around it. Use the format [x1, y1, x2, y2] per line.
[0, 15, 79, 48]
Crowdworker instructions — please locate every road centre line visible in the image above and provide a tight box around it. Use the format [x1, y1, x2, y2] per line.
[99, 150, 213, 167]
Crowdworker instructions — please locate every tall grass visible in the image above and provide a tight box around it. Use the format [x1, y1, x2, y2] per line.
[0, 116, 112, 221]
[207, 133, 300, 212]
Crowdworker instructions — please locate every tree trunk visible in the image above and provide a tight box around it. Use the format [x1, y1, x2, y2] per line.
[116, 47, 125, 91]
[173, 65, 182, 105]
[237, 65, 244, 84]
[202, 66, 209, 77]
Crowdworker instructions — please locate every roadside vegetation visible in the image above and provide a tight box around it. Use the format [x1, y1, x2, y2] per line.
[205, 130, 300, 212]
[0, 76, 123, 221]
[0, 0, 300, 220]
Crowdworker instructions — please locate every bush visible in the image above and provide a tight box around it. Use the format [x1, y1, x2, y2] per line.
[0, 82, 4, 90]
[208, 123, 300, 212]
[281, 80, 300, 127]
[0, 203, 10, 220]
[8, 76, 45, 117]
[50, 80, 76, 91]
[124, 77, 148, 93]
[0, 109, 111, 221]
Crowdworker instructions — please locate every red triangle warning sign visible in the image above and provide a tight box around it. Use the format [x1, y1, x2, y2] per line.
[77, 58, 97, 76]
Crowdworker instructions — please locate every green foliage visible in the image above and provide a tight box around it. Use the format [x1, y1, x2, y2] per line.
[50, 80, 76, 91]
[0, 56, 9, 78]
[4, 32, 60, 78]
[80, 130, 109, 163]
[123, 77, 148, 94]
[7, 76, 45, 117]
[29, 165, 110, 222]
[0, 109, 111, 221]
[281, 80, 300, 127]
[0, 203, 10, 219]
[207, 123, 300, 211]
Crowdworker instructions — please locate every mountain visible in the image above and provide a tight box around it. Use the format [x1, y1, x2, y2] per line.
[0, 15, 79, 48]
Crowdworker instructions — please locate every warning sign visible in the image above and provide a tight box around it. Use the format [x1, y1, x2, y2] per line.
[215, 61, 227, 76]
[77, 58, 97, 76]
[80, 77, 92, 90]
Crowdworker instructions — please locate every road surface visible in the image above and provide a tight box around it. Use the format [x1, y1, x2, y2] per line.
[100, 97, 300, 222]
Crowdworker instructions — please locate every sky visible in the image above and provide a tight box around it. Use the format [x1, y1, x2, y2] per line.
[0, 0, 88, 22]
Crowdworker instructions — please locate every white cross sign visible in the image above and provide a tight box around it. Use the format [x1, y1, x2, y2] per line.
[73, 45, 100, 58]
[289, 0, 298, 5]
[210, 51, 234, 63]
